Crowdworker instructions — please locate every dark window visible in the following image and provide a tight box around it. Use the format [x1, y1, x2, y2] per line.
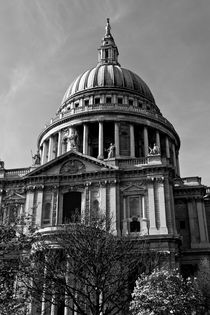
[94, 98, 100, 105]
[129, 99, 133, 106]
[75, 102, 79, 108]
[106, 97, 112, 104]
[42, 202, 51, 225]
[63, 192, 81, 224]
[118, 97, 123, 104]
[130, 219, 140, 232]
[84, 99, 89, 106]
[180, 220, 186, 229]
[105, 49, 109, 58]
[146, 105, 150, 110]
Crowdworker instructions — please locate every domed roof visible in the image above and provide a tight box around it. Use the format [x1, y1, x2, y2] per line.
[61, 64, 155, 105]
[61, 19, 155, 106]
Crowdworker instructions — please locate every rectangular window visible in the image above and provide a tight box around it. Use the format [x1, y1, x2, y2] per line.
[84, 99, 89, 106]
[129, 99, 133, 106]
[106, 97, 112, 104]
[118, 97, 123, 104]
[180, 220, 186, 229]
[129, 196, 142, 218]
[75, 102, 79, 108]
[94, 97, 100, 105]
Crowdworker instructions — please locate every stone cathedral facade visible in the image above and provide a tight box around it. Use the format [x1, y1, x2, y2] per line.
[1, 19, 210, 313]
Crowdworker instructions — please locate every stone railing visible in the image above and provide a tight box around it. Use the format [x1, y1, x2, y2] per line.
[117, 157, 148, 168]
[46, 103, 174, 131]
[5, 167, 30, 178]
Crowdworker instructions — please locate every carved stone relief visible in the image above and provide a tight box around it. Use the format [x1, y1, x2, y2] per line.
[60, 159, 86, 175]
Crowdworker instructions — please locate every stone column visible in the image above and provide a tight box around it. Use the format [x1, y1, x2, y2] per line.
[157, 180, 168, 234]
[155, 130, 161, 153]
[109, 184, 117, 235]
[48, 136, 54, 162]
[187, 200, 197, 245]
[154, 181, 160, 230]
[122, 197, 128, 235]
[57, 131, 62, 157]
[143, 126, 149, 157]
[165, 136, 170, 159]
[41, 141, 47, 165]
[130, 124, 135, 157]
[169, 185, 177, 234]
[196, 199, 209, 243]
[176, 154, 181, 176]
[140, 196, 148, 234]
[35, 188, 44, 227]
[164, 178, 173, 233]
[98, 121, 104, 159]
[100, 184, 107, 217]
[114, 122, 120, 157]
[83, 124, 89, 155]
[148, 182, 158, 234]
[172, 143, 177, 170]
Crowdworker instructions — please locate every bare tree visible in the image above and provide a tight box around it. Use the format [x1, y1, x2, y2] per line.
[19, 219, 162, 315]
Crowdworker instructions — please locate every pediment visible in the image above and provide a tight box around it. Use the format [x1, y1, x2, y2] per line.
[121, 184, 145, 193]
[4, 191, 25, 203]
[27, 151, 118, 177]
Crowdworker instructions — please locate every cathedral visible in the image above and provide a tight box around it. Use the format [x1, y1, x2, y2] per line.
[1, 19, 210, 313]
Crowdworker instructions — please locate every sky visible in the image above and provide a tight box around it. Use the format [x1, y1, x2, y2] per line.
[0, 0, 210, 185]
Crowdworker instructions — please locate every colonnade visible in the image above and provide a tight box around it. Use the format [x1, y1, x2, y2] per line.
[40, 121, 179, 174]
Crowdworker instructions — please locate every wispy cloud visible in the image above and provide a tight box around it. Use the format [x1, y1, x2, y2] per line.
[0, 65, 31, 105]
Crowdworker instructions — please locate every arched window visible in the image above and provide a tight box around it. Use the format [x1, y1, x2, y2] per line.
[42, 202, 51, 226]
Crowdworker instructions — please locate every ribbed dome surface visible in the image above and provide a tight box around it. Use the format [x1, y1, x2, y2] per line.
[61, 64, 155, 105]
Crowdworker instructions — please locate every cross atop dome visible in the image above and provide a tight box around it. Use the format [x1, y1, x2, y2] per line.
[98, 18, 120, 66]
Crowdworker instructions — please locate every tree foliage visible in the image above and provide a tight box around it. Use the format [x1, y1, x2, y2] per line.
[130, 268, 205, 315]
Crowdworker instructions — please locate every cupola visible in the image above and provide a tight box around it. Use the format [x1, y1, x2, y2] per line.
[98, 18, 120, 66]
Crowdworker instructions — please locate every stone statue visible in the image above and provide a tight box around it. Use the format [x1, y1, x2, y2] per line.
[32, 151, 41, 165]
[63, 128, 79, 151]
[149, 143, 160, 155]
[68, 129, 79, 150]
[107, 143, 115, 159]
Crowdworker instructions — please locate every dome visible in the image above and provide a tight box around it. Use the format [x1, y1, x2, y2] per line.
[61, 64, 155, 105]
